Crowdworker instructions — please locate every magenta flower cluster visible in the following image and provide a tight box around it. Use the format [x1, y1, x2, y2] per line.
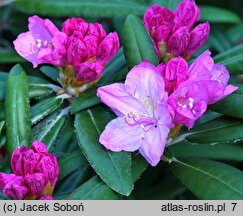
[144, 0, 210, 61]
[14, 16, 119, 83]
[8, 0, 238, 190]
[0, 141, 59, 200]
[96, 0, 237, 166]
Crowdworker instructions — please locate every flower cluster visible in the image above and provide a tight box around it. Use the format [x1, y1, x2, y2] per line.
[97, 53, 237, 166]
[159, 50, 237, 129]
[14, 16, 120, 94]
[0, 141, 59, 200]
[144, 0, 210, 62]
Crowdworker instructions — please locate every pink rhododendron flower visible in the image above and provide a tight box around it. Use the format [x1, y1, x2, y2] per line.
[144, 0, 210, 61]
[62, 17, 120, 83]
[97, 62, 173, 166]
[13, 15, 67, 68]
[158, 50, 238, 129]
[0, 141, 59, 200]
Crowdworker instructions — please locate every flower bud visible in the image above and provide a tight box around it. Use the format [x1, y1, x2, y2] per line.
[25, 173, 48, 195]
[13, 15, 67, 68]
[174, 0, 200, 31]
[96, 32, 120, 65]
[0, 173, 17, 190]
[163, 57, 188, 95]
[31, 141, 48, 154]
[143, 4, 175, 34]
[186, 22, 210, 56]
[3, 176, 29, 200]
[76, 62, 104, 83]
[167, 26, 190, 57]
[35, 155, 59, 187]
[11, 145, 28, 176]
[62, 17, 85, 36]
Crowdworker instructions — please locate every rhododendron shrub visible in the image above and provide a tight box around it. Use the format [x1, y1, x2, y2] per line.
[0, 0, 243, 201]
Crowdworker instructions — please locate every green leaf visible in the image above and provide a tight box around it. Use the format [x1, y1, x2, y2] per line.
[75, 105, 133, 196]
[98, 48, 128, 85]
[151, 0, 181, 11]
[214, 44, 243, 75]
[131, 153, 148, 182]
[0, 103, 4, 121]
[14, 0, 147, 18]
[31, 96, 63, 124]
[65, 175, 120, 200]
[0, 72, 8, 102]
[71, 88, 101, 114]
[183, 116, 243, 144]
[169, 140, 243, 161]
[123, 15, 158, 69]
[199, 6, 241, 23]
[39, 66, 60, 83]
[210, 84, 243, 119]
[170, 158, 243, 199]
[29, 76, 60, 99]
[1, 72, 58, 101]
[58, 151, 89, 180]
[0, 121, 4, 135]
[0, 49, 25, 64]
[226, 24, 243, 44]
[5, 64, 32, 155]
[32, 107, 69, 151]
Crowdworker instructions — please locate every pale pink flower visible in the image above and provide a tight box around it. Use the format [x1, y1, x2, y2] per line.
[97, 62, 173, 166]
[166, 50, 238, 129]
[13, 15, 67, 68]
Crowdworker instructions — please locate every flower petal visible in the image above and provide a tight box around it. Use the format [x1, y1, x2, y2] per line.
[188, 50, 214, 81]
[97, 83, 146, 117]
[139, 124, 170, 166]
[99, 117, 143, 152]
[125, 61, 166, 107]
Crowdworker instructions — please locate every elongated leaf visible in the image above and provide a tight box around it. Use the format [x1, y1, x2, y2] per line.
[185, 116, 243, 144]
[15, 0, 147, 17]
[55, 167, 91, 196]
[210, 84, 243, 118]
[227, 24, 243, 44]
[0, 121, 4, 135]
[29, 76, 61, 99]
[1, 72, 58, 101]
[199, 6, 241, 23]
[65, 175, 120, 200]
[58, 151, 89, 180]
[32, 107, 69, 151]
[214, 44, 243, 75]
[123, 15, 158, 69]
[31, 96, 63, 124]
[0, 72, 7, 101]
[0, 49, 25, 63]
[169, 140, 243, 161]
[39, 66, 60, 83]
[75, 105, 133, 196]
[131, 153, 148, 182]
[0, 103, 4, 121]
[71, 88, 100, 114]
[170, 158, 243, 199]
[5, 64, 32, 155]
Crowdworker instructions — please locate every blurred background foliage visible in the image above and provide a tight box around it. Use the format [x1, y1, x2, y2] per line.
[1, 0, 243, 200]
